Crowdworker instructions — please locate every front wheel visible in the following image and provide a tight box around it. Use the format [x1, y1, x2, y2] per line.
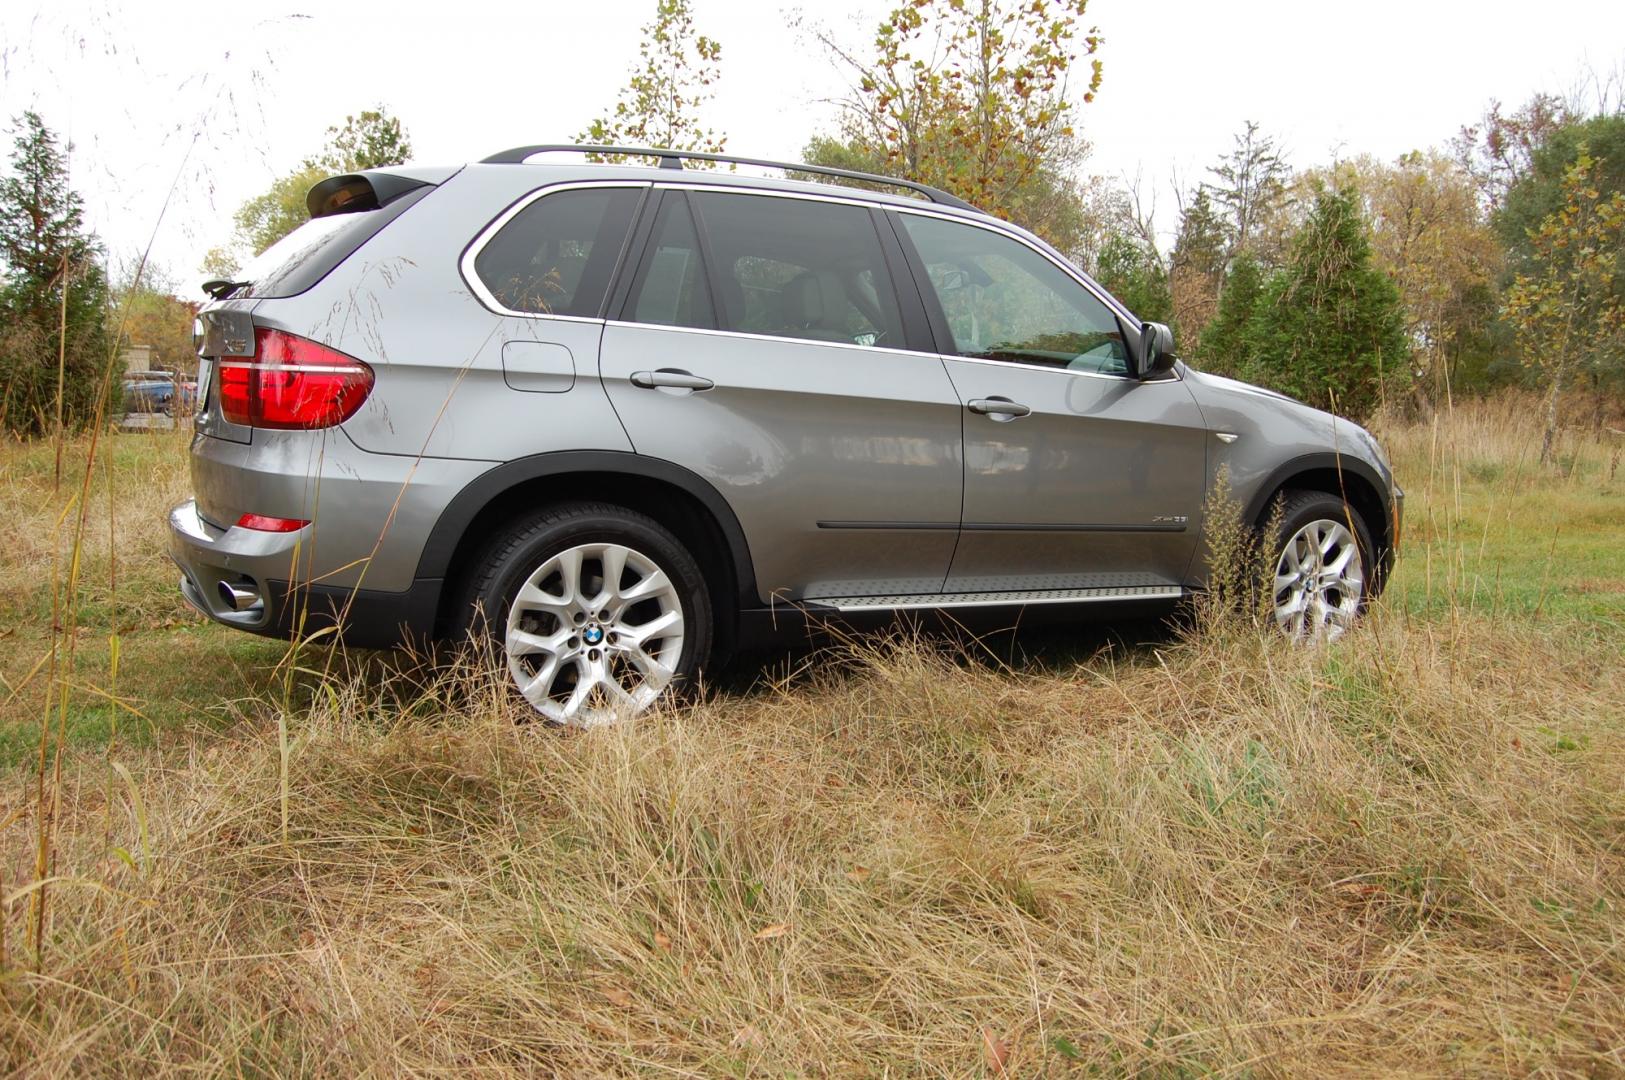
[1268, 490, 1376, 642]
[456, 502, 713, 726]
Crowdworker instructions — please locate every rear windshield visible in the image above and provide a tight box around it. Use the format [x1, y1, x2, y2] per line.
[237, 184, 429, 299]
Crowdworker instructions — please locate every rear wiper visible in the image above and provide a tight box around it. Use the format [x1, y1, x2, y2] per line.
[201, 278, 251, 300]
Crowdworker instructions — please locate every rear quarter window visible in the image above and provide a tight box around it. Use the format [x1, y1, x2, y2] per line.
[470, 186, 644, 317]
[239, 185, 430, 300]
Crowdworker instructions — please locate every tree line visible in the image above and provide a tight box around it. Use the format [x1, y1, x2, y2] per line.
[2, 0, 1620, 459]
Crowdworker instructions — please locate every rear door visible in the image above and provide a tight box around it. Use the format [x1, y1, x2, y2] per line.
[598, 189, 964, 603]
[893, 210, 1209, 593]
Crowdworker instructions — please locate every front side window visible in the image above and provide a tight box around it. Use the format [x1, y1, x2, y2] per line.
[900, 214, 1128, 375]
[691, 192, 904, 348]
[472, 186, 642, 316]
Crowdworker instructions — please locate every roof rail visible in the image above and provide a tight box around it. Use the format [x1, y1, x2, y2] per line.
[478, 143, 981, 213]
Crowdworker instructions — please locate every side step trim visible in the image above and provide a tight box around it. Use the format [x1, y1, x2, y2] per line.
[805, 585, 1185, 613]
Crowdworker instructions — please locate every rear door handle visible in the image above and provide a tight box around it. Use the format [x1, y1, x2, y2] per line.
[967, 396, 1031, 420]
[630, 368, 714, 392]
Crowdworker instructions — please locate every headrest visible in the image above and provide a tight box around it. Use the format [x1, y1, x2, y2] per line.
[781, 271, 847, 327]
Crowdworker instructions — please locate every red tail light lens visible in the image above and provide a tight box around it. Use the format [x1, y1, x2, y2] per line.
[218, 328, 374, 429]
[236, 513, 310, 533]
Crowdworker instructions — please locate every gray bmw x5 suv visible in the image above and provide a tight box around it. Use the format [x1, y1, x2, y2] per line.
[172, 144, 1401, 725]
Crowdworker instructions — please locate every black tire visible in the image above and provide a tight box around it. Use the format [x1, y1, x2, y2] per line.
[454, 501, 713, 721]
[1265, 489, 1379, 638]
[1270, 490, 1379, 594]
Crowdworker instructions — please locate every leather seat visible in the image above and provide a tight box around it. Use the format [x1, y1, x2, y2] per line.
[777, 271, 854, 342]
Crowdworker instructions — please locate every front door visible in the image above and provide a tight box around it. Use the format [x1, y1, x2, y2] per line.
[894, 211, 1209, 593]
[599, 190, 964, 603]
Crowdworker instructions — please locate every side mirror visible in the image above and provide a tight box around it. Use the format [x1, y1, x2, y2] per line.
[1132, 321, 1177, 380]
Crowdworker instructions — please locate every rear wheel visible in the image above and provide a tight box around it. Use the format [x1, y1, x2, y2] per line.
[1268, 490, 1375, 642]
[457, 502, 712, 725]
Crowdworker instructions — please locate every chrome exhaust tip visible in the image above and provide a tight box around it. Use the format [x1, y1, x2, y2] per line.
[217, 579, 262, 613]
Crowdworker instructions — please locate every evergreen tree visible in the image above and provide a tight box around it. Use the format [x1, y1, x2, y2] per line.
[1205, 121, 1291, 260]
[0, 112, 112, 435]
[1169, 187, 1229, 339]
[1092, 230, 1172, 326]
[1196, 252, 1263, 377]
[1241, 186, 1408, 417]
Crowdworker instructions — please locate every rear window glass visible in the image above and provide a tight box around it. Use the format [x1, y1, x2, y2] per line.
[239, 184, 430, 299]
[472, 187, 643, 317]
[690, 192, 904, 348]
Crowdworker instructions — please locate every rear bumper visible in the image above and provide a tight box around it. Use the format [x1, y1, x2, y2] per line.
[168, 499, 439, 649]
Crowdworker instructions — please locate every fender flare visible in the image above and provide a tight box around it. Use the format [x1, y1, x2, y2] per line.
[413, 450, 760, 607]
[1242, 451, 1395, 549]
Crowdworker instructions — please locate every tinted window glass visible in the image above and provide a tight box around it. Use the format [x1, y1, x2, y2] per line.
[628, 194, 715, 329]
[901, 214, 1128, 375]
[692, 193, 903, 348]
[473, 186, 641, 316]
[240, 185, 430, 300]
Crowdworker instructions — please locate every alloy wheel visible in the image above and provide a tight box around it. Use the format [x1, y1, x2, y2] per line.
[1272, 518, 1365, 642]
[504, 542, 685, 725]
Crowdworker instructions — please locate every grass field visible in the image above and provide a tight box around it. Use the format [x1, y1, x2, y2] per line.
[1, 394, 1622, 1075]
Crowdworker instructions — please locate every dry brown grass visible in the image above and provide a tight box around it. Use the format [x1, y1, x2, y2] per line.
[2, 397, 1623, 1076]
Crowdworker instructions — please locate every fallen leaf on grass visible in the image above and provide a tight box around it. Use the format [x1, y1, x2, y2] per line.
[753, 923, 790, 941]
[981, 1027, 1011, 1074]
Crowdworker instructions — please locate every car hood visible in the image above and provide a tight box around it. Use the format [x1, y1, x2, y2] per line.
[1187, 368, 1308, 408]
[1184, 366, 1351, 428]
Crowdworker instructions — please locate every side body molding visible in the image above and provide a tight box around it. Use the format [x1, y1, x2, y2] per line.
[412, 450, 761, 605]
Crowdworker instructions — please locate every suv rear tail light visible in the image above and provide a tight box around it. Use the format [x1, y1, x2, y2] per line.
[236, 513, 310, 533]
[218, 328, 374, 429]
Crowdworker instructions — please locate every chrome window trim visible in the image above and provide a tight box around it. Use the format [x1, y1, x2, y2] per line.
[460, 179, 651, 321]
[644, 182, 1131, 326]
[891, 203, 1140, 325]
[942, 352, 1179, 384]
[600, 319, 1171, 384]
[602, 319, 941, 361]
[646, 182, 1177, 384]
[890, 204, 1169, 382]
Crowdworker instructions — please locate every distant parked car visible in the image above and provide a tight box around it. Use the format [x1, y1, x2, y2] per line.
[123, 371, 174, 413]
[122, 371, 197, 415]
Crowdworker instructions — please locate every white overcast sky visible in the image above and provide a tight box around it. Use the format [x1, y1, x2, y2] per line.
[1, 0, 1620, 290]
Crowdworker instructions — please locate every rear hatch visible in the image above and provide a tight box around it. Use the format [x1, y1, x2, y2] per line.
[194, 166, 456, 444]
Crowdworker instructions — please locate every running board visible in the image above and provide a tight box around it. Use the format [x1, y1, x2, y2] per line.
[803, 584, 1185, 613]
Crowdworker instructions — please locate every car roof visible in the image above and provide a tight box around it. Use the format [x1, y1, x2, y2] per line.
[460, 159, 991, 219]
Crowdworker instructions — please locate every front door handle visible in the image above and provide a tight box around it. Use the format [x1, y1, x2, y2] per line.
[630, 368, 714, 392]
[967, 396, 1031, 420]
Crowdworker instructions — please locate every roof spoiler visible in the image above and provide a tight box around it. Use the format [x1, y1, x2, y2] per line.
[306, 170, 433, 218]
